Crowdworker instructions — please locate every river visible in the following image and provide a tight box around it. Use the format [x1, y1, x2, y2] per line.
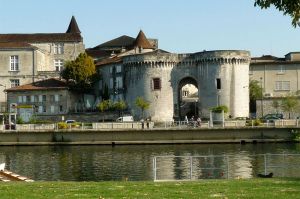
[1, 143, 300, 181]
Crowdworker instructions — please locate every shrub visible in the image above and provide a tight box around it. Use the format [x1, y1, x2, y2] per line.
[58, 122, 68, 129]
[211, 105, 229, 113]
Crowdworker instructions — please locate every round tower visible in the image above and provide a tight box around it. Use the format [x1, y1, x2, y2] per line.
[195, 50, 251, 118]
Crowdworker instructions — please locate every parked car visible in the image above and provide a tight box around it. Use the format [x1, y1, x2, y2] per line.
[260, 113, 283, 122]
[116, 116, 134, 122]
[65, 119, 76, 124]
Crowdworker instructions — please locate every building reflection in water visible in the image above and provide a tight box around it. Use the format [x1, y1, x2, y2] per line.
[0, 143, 300, 181]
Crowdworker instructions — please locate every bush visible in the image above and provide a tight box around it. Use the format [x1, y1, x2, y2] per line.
[58, 122, 68, 129]
[211, 105, 229, 113]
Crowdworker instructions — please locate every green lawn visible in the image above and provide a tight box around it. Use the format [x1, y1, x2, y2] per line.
[1, 179, 300, 199]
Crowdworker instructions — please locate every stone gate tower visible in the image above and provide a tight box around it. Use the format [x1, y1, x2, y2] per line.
[96, 31, 251, 122]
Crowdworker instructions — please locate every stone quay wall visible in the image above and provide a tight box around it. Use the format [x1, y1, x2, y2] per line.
[0, 128, 294, 145]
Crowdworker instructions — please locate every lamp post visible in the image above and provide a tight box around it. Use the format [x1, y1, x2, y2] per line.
[260, 77, 264, 117]
[0, 84, 7, 113]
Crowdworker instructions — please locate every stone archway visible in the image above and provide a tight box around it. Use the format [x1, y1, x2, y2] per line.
[177, 77, 199, 120]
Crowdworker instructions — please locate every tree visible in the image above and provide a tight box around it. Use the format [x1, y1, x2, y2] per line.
[114, 100, 127, 117]
[254, 0, 300, 27]
[135, 96, 150, 119]
[61, 53, 97, 92]
[272, 100, 280, 113]
[249, 80, 263, 113]
[97, 100, 111, 122]
[281, 95, 299, 119]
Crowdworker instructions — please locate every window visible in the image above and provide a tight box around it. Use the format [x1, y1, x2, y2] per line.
[216, 78, 221, 90]
[26, 96, 30, 102]
[116, 76, 123, 88]
[277, 65, 285, 74]
[54, 59, 64, 71]
[109, 78, 114, 89]
[275, 81, 290, 91]
[55, 94, 59, 102]
[53, 43, 64, 54]
[50, 95, 55, 102]
[116, 65, 122, 73]
[43, 106, 46, 113]
[42, 95, 46, 102]
[18, 96, 22, 103]
[10, 55, 19, 71]
[59, 105, 63, 112]
[152, 78, 161, 90]
[38, 106, 43, 113]
[50, 105, 55, 113]
[10, 79, 20, 88]
[23, 96, 26, 103]
[31, 95, 35, 102]
[39, 95, 43, 102]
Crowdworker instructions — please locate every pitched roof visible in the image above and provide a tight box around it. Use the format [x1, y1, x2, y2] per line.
[0, 42, 36, 49]
[66, 16, 81, 34]
[0, 16, 82, 43]
[96, 56, 122, 67]
[132, 30, 154, 49]
[0, 33, 82, 43]
[6, 78, 68, 92]
[93, 35, 135, 49]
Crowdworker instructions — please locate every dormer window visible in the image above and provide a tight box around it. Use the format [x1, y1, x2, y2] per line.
[54, 43, 64, 54]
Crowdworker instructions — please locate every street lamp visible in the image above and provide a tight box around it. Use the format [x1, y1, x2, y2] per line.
[0, 84, 7, 113]
[260, 77, 264, 117]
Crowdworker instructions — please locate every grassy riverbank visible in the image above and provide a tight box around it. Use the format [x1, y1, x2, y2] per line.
[1, 178, 300, 199]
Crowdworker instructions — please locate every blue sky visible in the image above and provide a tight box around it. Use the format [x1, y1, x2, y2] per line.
[0, 0, 299, 57]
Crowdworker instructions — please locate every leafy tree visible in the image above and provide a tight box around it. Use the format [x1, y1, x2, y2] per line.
[281, 94, 299, 119]
[114, 100, 127, 117]
[249, 80, 263, 113]
[210, 105, 229, 113]
[97, 100, 111, 122]
[254, 0, 300, 27]
[272, 100, 280, 113]
[250, 80, 263, 101]
[61, 53, 97, 92]
[135, 96, 150, 119]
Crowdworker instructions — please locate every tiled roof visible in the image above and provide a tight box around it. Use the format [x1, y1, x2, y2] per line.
[0, 33, 82, 43]
[96, 56, 122, 67]
[85, 49, 112, 58]
[93, 35, 135, 49]
[132, 30, 154, 49]
[66, 16, 81, 34]
[6, 78, 68, 92]
[0, 42, 36, 49]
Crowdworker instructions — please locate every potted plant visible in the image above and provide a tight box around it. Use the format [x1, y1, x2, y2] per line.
[210, 105, 229, 122]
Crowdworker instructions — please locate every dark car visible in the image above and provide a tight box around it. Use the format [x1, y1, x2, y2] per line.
[260, 113, 283, 122]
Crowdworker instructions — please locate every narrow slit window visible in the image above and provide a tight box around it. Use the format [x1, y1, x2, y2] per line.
[216, 78, 221, 90]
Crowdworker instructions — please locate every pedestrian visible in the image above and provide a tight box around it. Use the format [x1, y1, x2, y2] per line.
[197, 117, 201, 127]
[184, 115, 188, 124]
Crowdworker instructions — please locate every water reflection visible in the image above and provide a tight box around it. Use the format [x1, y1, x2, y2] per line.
[0, 143, 300, 181]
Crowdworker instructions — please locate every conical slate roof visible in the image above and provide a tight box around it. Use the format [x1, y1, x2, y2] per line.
[132, 30, 154, 49]
[66, 16, 81, 34]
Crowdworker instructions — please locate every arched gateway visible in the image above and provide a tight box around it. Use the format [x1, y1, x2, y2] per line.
[121, 50, 250, 122]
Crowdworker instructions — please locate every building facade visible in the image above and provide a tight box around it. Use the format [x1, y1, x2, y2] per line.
[0, 16, 85, 112]
[250, 53, 300, 118]
[96, 31, 251, 121]
[6, 78, 79, 122]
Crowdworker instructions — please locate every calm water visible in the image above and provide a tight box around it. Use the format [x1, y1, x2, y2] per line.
[1, 143, 300, 181]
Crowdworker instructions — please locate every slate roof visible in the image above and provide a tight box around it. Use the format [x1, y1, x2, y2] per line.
[132, 30, 154, 49]
[6, 78, 68, 92]
[93, 35, 135, 49]
[96, 56, 122, 67]
[66, 16, 81, 34]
